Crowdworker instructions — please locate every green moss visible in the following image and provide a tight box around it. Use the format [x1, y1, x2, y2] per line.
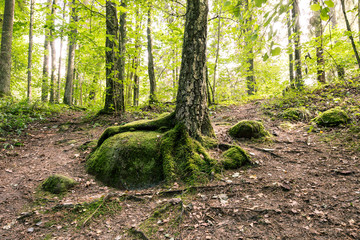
[228, 120, 270, 139]
[221, 146, 251, 169]
[160, 124, 219, 184]
[313, 107, 350, 126]
[87, 131, 164, 189]
[281, 107, 310, 121]
[97, 112, 175, 147]
[42, 174, 76, 194]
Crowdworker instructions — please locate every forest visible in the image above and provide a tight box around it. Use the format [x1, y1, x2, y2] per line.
[0, 0, 359, 239]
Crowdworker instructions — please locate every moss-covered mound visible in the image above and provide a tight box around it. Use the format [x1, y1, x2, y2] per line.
[42, 174, 76, 194]
[161, 124, 218, 184]
[87, 131, 164, 189]
[221, 146, 251, 169]
[280, 107, 310, 121]
[228, 120, 270, 139]
[313, 108, 350, 126]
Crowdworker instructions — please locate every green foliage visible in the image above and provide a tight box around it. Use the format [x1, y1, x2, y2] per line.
[229, 120, 270, 139]
[0, 98, 67, 135]
[42, 174, 76, 194]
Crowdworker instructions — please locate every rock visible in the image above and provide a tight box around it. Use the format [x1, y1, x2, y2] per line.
[42, 174, 76, 194]
[313, 107, 350, 126]
[86, 131, 165, 189]
[221, 146, 251, 170]
[228, 120, 270, 139]
[280, 107, 311, 121]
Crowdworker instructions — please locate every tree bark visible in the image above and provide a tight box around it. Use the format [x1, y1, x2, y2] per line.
[175, 0, 214, 139]
[27, 0, 35, 101]
[41, 0, 52, 102]
[292, 0, 303, 88]
[287, 1, 294, 87]
[147, 2, 157, 104]
[340, 0, 360, 69]
[57, 0, 66, 103]
[49, 0, 58, 103]
[115, 0, 126, 113]
[64, 0, 78, 105]
[103, 0, 118, 112]
[312, 0, 325, 83]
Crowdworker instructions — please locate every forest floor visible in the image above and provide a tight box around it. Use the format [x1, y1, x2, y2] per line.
[0, 88, 360, 239]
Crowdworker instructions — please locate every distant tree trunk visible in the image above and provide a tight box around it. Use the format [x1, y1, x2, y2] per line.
[147, 2, 157, 104]
[27, 0, 35, 101]
[0, 0, 15, 97]
[49, 0, 58, 103]
[292, 0, 303, 88]
[57, 1, 66, 103]
[312, 0, 325, 83]
[340, 0, 360, 69]
[175, 0, 214, 139]
[103, 0, 118, 112]
[41, 0, 52, 102]
[330, 3, 345, 80]
[245, 1, 256, 95]
[133, 7, 141, 107]
[126, 56, 134, 106]
[287, 4, 294, 86]
[133, 58, 140, 107]
[114, 0, 126, 113]
[212, 3, 222, 104]
[64, 0, 78, 105]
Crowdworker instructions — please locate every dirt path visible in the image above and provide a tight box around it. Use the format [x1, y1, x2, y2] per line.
[0, 104, 359, 239]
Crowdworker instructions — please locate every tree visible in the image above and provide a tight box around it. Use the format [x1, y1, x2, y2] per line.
[64, 0, 78, 105]
[57, 1, 66, 103]
[244, 0, 256, 95]
[311, 0, 325, 83]
[147, 1, 157, 104]
[340, 0, 360, 69]
[174, 0, 213, 139]
[41, 0, 52, 102]
[27, 0, 35, 101]
[287, 1, 294, 85]
[0, 0, 15, 97]
[292, 0, 303, 88]
[49, 0, 58, 103]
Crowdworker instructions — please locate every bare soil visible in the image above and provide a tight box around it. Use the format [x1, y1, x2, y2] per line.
[0, 103, 359, 240]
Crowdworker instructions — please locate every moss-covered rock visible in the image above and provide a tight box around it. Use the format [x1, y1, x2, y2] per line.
[280, 107, 310, 121]
[97, 112, 175, 147]
[42, 174, 76, 194]
[313, 108, 350, 126]
[221, 146, 251, 169]
[87, 131, 164, 189]
[228, 120, 270, 139]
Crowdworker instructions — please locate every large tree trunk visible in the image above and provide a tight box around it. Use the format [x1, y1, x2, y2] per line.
[0, 0, 15, 97]
[27, 0, 35, 101]
[340, 0, 360, 69]
[292, 0, 303, 88]
[49, 0, 58, 103]
[103, 0, 118, 112]
[41, 0, 52, 102]
[64, 0, 77, 105]
[175, 0, 214, 139]
[147, 2, 157, 104]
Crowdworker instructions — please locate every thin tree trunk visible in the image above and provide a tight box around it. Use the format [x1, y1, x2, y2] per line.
[0, 0, 15, 97]
[312, 0, 325, 83]
[49, 0, 58, 103]
[126, 56, 134, 106]
[287, 6, 294, 86]
[57, 0, 66, 103]
[103, 0, 118, 112]
[212, 3, 222, 104]
[27, 0, 35, 101]
[245, 1, 256, 95]
[115, 0, 126, 113]
[340, 0, 360, 69]
[292, 0, 303, 88]
[64, 0, 78, 105]
[175, 0, 214, 138]
[133, 58, 140, 107]
[147, 2, 157, 104]
[41, 0, 52, 102]
[133, 7, 141, 107]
